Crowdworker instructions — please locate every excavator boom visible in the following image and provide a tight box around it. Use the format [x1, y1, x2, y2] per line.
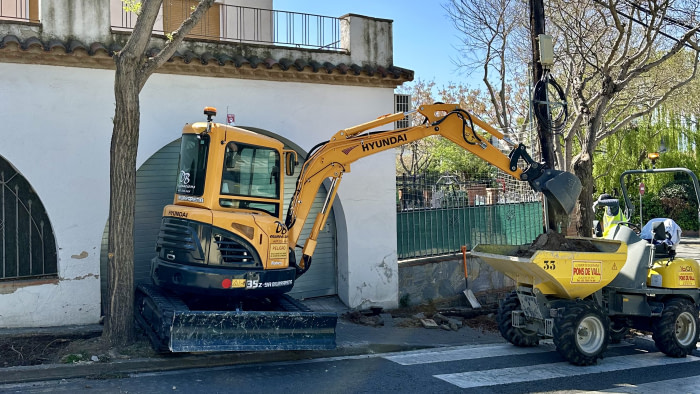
[285, 104, 582, 274]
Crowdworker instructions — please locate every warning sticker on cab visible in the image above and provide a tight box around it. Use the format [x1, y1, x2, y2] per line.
[269, 243, 287, 260]
[571, 261, 602, 284]
[231, 279, 246, 288]
[678, 272, 696, 287]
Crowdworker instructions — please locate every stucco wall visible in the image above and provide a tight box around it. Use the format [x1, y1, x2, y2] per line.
[0, 62, 398, 327]
[398, 255, 515, 307]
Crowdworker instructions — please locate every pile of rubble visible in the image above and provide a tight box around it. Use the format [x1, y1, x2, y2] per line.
[341, 305, 498, 332]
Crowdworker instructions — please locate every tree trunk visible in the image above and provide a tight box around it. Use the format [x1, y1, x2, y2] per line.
[104, 55, 142, 347]
[573, 152, 594, 237]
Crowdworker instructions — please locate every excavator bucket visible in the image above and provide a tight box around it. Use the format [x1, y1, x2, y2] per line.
[136, 284, 337, 353]
[531, 169, 582, 215]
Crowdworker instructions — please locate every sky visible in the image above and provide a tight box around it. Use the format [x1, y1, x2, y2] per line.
[274, 0, 477, 90]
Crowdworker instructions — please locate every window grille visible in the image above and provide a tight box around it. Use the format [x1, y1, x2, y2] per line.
[394, 94, 411, 129]
[0, 157, 57, 281]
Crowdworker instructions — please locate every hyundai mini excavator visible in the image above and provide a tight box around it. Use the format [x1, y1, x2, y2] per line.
[135, 103, 582, 352]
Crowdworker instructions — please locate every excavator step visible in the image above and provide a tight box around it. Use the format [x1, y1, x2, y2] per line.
[135, 284, 337, 353]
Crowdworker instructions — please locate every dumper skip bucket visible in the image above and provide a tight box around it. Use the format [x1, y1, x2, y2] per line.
[471, 239, 627, 299]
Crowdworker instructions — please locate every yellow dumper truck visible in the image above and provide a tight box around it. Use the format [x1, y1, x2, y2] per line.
[473, 168, 700, 365]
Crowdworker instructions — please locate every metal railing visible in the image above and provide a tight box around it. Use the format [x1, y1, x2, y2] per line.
[397, 173, 544, 259]
[0, 0, 38, 22]
[112, 2, 342, 51]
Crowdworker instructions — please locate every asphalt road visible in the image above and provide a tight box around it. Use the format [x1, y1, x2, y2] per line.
[3, 336, 700, 394]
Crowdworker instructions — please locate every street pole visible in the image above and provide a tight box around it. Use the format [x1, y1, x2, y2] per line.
[529, 0, 559, 232]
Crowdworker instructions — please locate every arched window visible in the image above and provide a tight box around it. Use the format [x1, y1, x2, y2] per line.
[0, 157, 57, 280]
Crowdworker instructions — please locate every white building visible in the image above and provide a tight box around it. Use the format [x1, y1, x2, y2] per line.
[0, 0, 412, 328]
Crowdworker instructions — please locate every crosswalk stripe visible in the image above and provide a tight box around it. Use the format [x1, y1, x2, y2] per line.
[382, 343, 554, 365]
[595, 375, 700, 393]
[382, 342, 631, 366]
[434, 353, 700, 389]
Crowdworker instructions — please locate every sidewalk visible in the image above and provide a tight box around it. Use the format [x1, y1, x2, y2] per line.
[0, 300, 503, 385]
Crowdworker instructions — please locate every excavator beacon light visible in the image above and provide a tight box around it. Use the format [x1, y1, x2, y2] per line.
[204, 107, 217, 124]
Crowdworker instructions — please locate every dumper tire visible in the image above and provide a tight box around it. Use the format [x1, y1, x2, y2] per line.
[553, 301, 609, 366]
[652, 297, 698, 358]
[498, 291, 539, 347]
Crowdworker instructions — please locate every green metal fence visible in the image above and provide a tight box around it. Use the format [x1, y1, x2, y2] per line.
[397, 201, 543, 259]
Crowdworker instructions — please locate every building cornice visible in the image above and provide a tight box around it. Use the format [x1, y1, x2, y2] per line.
[0, 35, 413, 88]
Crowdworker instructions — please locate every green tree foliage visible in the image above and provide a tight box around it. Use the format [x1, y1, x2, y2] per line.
[594, 103, 700, 232]
[427, 137, 495, 180]
[444, 0, 700, 236]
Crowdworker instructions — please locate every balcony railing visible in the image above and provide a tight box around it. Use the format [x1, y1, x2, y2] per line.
[111, 2, 342, 51]
[0, 0, 39, 23]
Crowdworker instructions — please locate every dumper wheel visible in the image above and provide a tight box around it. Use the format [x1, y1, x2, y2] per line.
[609, 319, 629, 344]
[652, 298, 698, 357]
[553, 301, 609, 366]
[498, 291, 539, 347]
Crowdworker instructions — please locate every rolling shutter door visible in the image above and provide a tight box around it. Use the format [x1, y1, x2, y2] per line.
[283, 161, 337, 299]
[132, 140, 181, 284]
[100, 139, 180, 310]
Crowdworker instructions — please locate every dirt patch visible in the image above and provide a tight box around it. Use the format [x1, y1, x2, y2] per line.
[464, 314, 499, 332]
[514, 230, 599, 258]
[0, 331, 156, 368]
[0, 336, 72, 367]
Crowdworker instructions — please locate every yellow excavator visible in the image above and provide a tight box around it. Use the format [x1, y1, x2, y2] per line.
[135, 103, 582, 352]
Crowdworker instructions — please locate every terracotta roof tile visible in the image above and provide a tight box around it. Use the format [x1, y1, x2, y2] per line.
[278, 58, 293, 70]
[248, 56, 262, 68]
[22, 37, 43, 50]
[337, 64, 349, 74]
[350, 64, 362, 75]
[0, 35, 414, 83]
[308, 60, 322, 72]
[200, 52, 215, 65]
[0, 35, 20, 49]
[89, 42, 109, 56]
[228, 55, 243, 67]
[263, 58, 277, 69]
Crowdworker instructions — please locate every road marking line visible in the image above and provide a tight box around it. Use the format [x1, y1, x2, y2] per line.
[382, 342, 630, 366]
[383, 343, 554, 365]
[434, 353, 700, 389]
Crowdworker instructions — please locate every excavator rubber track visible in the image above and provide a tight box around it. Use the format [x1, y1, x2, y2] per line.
[135, 284, 337, 353]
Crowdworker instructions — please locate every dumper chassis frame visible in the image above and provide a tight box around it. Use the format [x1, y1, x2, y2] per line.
[503, 278, 700, 365]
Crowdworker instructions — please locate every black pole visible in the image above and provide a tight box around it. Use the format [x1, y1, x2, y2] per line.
[529, 0, 560, 232]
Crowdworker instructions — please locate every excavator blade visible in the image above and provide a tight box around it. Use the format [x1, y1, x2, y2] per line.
[532, 169, 582, 215]
[169, 310, 337, 352]
[136, 284, 337, 353]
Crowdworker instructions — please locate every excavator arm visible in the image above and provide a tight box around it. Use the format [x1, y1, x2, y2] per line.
[285, 103, 581, 276]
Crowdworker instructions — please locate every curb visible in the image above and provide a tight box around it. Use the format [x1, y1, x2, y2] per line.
[0, 344, 433, 385]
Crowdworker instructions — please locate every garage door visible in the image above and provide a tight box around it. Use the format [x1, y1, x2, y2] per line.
[100, 134, 337, 307]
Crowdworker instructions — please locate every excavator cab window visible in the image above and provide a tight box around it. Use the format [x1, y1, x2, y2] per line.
[176, 133, 209, 196]
[220, 141, 281, 217]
